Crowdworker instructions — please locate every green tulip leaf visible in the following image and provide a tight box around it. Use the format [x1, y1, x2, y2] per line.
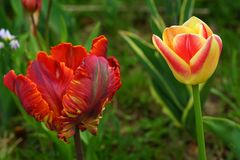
[203, 116, 240, 158]
[120, 30, 190, 127]
[85, 22, 101, 51]
[179, 0, 195, 24]
[146, 0, 166, 35]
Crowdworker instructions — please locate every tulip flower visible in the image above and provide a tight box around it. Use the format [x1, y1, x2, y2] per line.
[3, 35, 121, 142]
[152, 16, 223, 160]
[152, 16, 222, 85]
[22, 0, 42, 13]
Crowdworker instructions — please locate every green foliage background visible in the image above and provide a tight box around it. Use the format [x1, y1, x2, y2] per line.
[1, 0, 240, 159]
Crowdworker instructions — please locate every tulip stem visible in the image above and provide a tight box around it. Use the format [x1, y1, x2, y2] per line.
[45, 0, 52, 50]
[74, 127, 84, 160]
[30, 14, 42, 50]
[192, 85, 207, 160]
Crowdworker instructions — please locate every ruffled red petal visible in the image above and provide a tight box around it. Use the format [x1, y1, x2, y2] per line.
[89, 35, 108, 57]
[3, 70, 17, 92]
[61, 55, 121, 137]
[51, 43, 87, 71]
[107, 56, 122, 99]
[27, 52, 74, 116]
[3, 70, 51, 121]
[62, 55, 109, 116]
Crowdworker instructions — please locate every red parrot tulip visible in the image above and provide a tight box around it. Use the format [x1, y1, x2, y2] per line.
[22, 0, 42, 13]
[3, 35, 121, 141]
[152, 16, 222, 84]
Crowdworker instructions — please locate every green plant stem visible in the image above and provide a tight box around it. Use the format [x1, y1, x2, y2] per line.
[192, 84, 207, 160]
[74, 127, 84, 160]
[45, 0, 52, 50]
[30, 14, 42, 50]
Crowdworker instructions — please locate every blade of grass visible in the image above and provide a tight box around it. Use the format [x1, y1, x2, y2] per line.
[179, 0, 195, 24]
[85, 22, 101, 51]
[146, 0, 166, 34]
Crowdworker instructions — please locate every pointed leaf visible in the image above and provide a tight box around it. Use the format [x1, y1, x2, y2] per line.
[204, 116, 240, 158]
[146, 0, 166, 35]
[60, 16, 68, 42]
[150, 82, 181, 127]
[85, 22, 101, 51]
[179, 0, 195, 24]
[120, 31, 190, 126]
[150, 17, 165, 36]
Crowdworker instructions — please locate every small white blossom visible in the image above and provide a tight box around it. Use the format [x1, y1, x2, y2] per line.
[0, 28, 15, 41]
[9, 40, 20, 49]
[0, 29, 5, 38]
[0, 42, 4, 49]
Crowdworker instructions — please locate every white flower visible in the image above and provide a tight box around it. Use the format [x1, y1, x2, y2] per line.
[0, 42, 4, 49]
[0, 29, 5, 38]
[0, 28, 20, 50]
[9, 40, 20, 49]
[0, 28, 15, 41]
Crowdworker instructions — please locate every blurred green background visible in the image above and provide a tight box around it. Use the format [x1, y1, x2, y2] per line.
[1, 0, 240, 159]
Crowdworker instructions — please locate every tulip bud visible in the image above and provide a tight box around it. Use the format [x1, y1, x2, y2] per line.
[22, 0, 41, 13]
[152, 16, 222, 85]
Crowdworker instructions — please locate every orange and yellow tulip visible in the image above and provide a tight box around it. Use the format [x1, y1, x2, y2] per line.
[152, 16, 222, 84]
